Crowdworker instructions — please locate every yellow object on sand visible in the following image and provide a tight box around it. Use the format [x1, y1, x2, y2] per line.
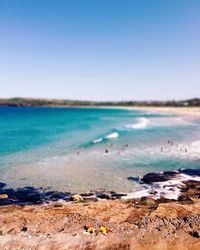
[99, 226, 109, 235]
[83, 226, 96, 235]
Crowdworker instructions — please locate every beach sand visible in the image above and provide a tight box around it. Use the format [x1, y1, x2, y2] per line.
[131, 107, 200, 117]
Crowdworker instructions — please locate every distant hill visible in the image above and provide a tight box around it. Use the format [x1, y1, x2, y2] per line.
[0, 97, 199, 107]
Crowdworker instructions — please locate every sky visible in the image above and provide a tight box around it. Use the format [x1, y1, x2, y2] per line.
[0, 0, 200, 101]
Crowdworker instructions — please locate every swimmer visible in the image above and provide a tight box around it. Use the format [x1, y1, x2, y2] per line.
[105, 149, 109, 154]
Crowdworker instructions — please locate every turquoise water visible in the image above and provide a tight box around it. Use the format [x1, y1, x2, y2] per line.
[0, 107, 200, 192]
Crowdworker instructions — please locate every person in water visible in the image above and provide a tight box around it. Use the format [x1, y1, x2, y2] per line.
[105, 149, 109, 154]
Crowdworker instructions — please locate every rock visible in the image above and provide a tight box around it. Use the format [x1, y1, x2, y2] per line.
[51, 192, 71, 200]
[0, 183, 6, 189]
[178, 196, 194, 204]
[138, 197, 157, 206]
[83, 197, 98, 202]
[180, 180, 200, 199]
[21, 226, 28, 232]
[26, 193, 42, 202]
[179, 169, 200, 176]
[157, 197, 174, 203]
[70, 194, 83, 202]
[95, 192, 111, 199]
[111, 193, 127, 199]
[189, 231, 199, 238]
[141, 171, 178, 184]
[80, 192, 95, 197]
[53, 203, 63, 207]
[0, 194, 8, 199]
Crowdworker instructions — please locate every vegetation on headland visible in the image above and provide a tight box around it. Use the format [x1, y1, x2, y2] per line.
[0, 97, 200, 107]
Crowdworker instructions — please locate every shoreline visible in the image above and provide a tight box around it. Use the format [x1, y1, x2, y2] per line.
[130, 106, 200, 118]
[0, 169, 199, 249]
[0, 107, 200, 249]
[1, 104, 200, 115]
[0, 168, 200, 205]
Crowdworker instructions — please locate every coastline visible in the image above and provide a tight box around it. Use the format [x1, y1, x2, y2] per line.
[129, 106, 200, 117]
[0, 106, 200, 249]
[0, 168, 199, 249]
[0, 181, 199, 249]
[1, 102, 200, 116]
[68, 106, 200, 119]
[91, 106, 200, 118]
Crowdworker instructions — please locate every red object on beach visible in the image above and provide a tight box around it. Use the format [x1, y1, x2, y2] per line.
[99, 225, 110, 235]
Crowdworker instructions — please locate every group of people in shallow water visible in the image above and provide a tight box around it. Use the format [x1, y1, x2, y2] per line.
[76, 140, 189, 156]
[105, 143, 129, 154]
[160, 140, 188, 153]
[105, 140, 189, 155]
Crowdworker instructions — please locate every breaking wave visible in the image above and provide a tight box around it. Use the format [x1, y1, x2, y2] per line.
[93, 138, 103, 144]
[126, 117, 150, 129]
[105, 132, 119, 139]
[93, 131, 119, 144]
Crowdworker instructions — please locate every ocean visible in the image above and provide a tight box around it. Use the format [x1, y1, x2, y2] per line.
[0, 107, 200, 193]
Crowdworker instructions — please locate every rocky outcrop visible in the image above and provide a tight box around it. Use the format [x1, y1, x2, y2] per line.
[0, 169, 199, 249]
[141, 171, 179, 183]
[0, 196, 199, 249]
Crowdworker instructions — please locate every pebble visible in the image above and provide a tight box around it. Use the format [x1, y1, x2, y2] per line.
[0, 194, 8, 199]
[70, 194, 83, 202]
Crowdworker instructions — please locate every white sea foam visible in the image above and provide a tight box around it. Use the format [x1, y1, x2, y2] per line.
[186, 140, 200, 155]
[93, 131, 119, 144]
[126, 117, 150, 129]
[191, 140, 200, 148]
[105, 132, 119, 139]
[93, 138, 103, 143]
[123, 172, 200, 200]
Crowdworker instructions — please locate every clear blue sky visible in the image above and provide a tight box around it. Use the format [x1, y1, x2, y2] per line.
[0, 0, 200, 101]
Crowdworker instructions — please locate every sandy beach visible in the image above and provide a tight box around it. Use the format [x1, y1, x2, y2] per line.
[132, 107, 200, 118]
